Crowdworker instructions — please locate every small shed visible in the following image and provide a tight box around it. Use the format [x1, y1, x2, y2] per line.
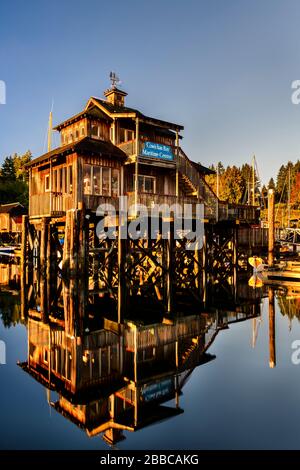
[0, 202, 27, 236]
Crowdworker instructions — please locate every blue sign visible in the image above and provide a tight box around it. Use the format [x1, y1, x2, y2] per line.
[140, 378, 174, 402]
[141, 141, 174, 161]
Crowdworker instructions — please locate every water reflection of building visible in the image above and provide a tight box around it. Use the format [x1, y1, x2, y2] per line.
[18, 276, 265, 446]
[0, 261, 20, 288]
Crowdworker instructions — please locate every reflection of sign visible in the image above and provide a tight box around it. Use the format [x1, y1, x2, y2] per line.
[141, 378, 174, 403]
[141, 141, 174, 161]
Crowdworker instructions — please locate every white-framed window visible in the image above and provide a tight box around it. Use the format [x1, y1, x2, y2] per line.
[45, 174, 50, 192]
[133, 174, 156, 193]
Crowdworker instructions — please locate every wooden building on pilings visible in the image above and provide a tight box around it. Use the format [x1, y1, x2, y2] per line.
[0, 202, 26, 244]
[23, 79, 264, 318]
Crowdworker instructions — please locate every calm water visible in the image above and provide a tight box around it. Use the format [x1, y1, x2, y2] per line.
[1, 270, 300, 450]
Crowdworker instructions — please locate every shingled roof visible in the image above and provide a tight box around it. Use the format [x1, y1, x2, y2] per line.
[53, 106, 111, 131]
[0, 202, 26, 214]
[89, 97, 184, 131]
[27, 137, 127, 168]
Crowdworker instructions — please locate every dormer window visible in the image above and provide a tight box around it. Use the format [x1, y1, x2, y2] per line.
[45, 174, 50, 192]
[91, 125, 99, 138]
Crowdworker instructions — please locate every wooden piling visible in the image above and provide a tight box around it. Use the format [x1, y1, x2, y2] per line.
[202, 230, 207, 306]
[20, 215, 28, 321]
[118, 224, 127, 323]
[268, 287, 276, 368]
[268, 189, 275, 266]
[164, 221, 174, 314]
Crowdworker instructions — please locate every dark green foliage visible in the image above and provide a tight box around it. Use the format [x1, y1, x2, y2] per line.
[0, 151, 31, 208]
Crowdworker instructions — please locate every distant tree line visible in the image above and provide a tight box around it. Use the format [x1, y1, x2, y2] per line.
[205, 162, 261, 205]
[205, 160, 300, 207]
[0, 151, 31, 207]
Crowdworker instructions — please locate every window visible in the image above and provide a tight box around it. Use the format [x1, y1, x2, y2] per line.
[45, 174, 50, 192]
[91, 125, 99, 138]
[111, 169, 119, 197]
[126, 130, 134, 141]
[61, 167, 67, 193]
[58, 168, 63, 193]
[81, 126, 85, 136]
[93, 167, 101, 195]
[102, 167, 110, 196]
[43, 349, 48, 364]
[119, 128, 125, 143]
[75, 129, 79, 140]
[69, 133, 73, 143]
[53, 170, 57, 192]
[68, 165, 73, 194]
[84, 164, 92, 195]
[83, 165, 119, 197]
[134, 175, 156, 193]
[119, 129, 134, 143]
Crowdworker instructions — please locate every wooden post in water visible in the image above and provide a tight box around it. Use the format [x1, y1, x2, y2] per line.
[268, 189, 275, 267]
[118, 223, 127, 323]
[164, 220, 174, 314]
[20, 215, 28, 320]
[233, 226, 238, 301]
[40, 217, 48, 321]
[202, 230, 207, 306]
[268, 287, 276, 368]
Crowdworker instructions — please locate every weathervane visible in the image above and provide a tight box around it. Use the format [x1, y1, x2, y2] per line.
[109, 71, 121, 89]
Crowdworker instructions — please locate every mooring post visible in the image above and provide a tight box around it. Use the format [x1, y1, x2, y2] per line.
[268, 287, 276, 368]
[40, 217, 48, 320]
[202, 229, 207, 306]
[46, 222, 52, 313]
[20, 215, 28, 320]
[165, 220, 174, 314]
[40, 217, 47, 277]
[118, 223, 127, 323]
[233, 226, 238, 300]
[268, 188, 275, 266]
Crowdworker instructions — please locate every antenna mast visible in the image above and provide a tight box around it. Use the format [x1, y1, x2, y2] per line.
[252, 155, 255, 206]
[47, 103, 53, 152]
[288, 165, 291, 227]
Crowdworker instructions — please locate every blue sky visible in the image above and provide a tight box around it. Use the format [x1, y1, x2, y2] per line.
[1, 0, 300, 184]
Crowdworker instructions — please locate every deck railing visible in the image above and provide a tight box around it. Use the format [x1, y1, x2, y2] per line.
[29, 192, 73, 217]
[126, 191, 202, 218]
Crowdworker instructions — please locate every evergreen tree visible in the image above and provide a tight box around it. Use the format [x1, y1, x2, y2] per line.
[1, 156, 16, 180]
[268, 177, 275, 189]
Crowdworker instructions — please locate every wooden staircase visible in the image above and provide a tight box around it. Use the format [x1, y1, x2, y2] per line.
[179, 174, 198, 198]
[177, 147, 218, 220]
